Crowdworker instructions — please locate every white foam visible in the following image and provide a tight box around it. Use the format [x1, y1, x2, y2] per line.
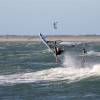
[88, 50, 95, 55]
[63, 53, 77, 67]
[0, 64, 100, 86]
[0, 54, 100, 86]
[91, 64, 100, 74]
[87, 50, 100, 56]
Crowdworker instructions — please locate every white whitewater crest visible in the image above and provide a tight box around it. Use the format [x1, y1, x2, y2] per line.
[87, 50, 100, 56]
[0, 53, 100, 86]
[63, 52, 77, 67]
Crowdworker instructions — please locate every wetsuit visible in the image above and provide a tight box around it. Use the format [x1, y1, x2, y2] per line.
[55, 47, 63, 56]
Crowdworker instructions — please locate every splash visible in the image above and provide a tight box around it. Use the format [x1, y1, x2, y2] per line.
[91, 64, 100, 74]
[63, 52, 77, 67]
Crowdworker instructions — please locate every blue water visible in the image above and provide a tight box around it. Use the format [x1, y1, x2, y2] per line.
[0, 42, 100, 100]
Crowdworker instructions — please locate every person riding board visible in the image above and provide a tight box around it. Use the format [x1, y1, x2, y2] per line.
[81, 48, 87, 67]
[54, 41, 63, 63]
[82, 48, 87, 54]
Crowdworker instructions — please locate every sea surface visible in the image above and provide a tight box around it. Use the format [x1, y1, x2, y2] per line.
[0, 41, 100, 100]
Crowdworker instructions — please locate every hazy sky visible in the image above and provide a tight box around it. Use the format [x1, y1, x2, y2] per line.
[0, 0, 100, 35]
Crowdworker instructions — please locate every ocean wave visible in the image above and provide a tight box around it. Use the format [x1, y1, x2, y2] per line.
[87, 50, 100, 56]
[0, 53, 100, 86]
[0, 63, 100, 86]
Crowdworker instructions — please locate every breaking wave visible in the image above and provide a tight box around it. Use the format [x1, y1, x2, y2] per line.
[0, 53, 100, 86]
[0, 65, 100, 86]
[87, 50, 100, 56]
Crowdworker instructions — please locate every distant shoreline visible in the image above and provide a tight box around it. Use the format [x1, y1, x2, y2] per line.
[0, 35, 100, 42]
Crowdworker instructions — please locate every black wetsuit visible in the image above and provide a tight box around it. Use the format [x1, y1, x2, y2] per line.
[55, 47, 63, 56]
[82, 48, 87, 54]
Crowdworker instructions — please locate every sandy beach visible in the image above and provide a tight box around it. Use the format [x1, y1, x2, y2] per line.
[0, 35, 100, 42]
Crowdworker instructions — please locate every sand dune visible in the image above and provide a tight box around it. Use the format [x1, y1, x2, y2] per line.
[0, 35, 100, 42]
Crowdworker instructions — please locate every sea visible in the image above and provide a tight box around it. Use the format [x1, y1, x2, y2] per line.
[0, 41, 100, 100]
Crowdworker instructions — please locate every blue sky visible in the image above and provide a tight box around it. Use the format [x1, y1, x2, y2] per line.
[0, 0, 100, 35]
